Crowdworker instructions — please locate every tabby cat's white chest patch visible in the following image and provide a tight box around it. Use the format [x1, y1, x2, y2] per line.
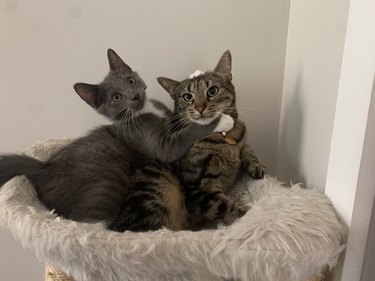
[140, 100, 166, 118]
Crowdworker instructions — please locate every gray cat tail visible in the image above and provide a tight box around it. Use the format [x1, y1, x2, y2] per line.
[0, 154, 43, 187]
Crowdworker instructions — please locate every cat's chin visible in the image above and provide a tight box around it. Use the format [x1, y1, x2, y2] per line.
[190, 113, 219, 125]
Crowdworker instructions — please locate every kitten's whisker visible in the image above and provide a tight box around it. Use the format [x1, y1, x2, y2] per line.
[122, 109, 133, 141]
[111, 106, 129, 119]
[116, 108, 130, 141]
[128, 109, 139, 137]
[132, 110, 143, 137]
[119, 110, 127, 140]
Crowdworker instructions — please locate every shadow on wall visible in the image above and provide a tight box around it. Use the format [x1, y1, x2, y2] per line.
[277, 71, 306, 185]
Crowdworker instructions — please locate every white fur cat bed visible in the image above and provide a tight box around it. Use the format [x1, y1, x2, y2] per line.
[0, 139, 347, 281]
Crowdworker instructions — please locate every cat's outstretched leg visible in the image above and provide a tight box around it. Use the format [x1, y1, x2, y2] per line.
[133, 113, 234, 164]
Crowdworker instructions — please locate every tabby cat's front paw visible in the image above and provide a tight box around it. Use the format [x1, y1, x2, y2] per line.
[214, 114, 234, 133]
[223, 205, 248, 225]
[247, 162, 266, 179]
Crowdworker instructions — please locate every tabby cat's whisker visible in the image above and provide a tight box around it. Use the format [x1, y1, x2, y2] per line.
[157, 113, 185, 131]
[159, 117, 186, 142]
[172, 118, 190, 142]
[156, 114, 189, 141]
[162, 116, 190, 142]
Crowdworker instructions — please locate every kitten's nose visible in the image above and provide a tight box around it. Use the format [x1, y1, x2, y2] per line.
[132, 93, 140, 101]
[195, 105, 206, 114]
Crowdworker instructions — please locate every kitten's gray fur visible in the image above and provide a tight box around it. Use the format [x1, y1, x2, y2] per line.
[0, 49, 233, 227]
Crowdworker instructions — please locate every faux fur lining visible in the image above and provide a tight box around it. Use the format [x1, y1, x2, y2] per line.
[0, 139, 347, 281]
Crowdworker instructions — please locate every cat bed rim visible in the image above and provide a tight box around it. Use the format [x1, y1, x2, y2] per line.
[0, 138, 347, 281]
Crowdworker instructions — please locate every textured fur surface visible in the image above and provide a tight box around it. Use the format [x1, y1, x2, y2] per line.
[0, 139, 347, 281]
[0, 49, 236, 229]
[155, 50, 266, 229]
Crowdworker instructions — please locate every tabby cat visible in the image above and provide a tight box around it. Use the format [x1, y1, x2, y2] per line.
[111, 50, 265, 231]
[163, 50, 266, 229]
[0, 49, 234, 229]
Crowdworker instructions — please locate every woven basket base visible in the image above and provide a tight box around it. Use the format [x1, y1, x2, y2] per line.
[45, 266, 75, 281]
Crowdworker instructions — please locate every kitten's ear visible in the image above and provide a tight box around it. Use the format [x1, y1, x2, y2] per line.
[107, 48, 132, 73]
[74, 83, 100, 108]
[214, 50, 232, 82]
[157, 77, 180, 100]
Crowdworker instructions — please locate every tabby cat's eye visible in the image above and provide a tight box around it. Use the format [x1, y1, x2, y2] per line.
[183, 93, 194, 102]
[112, 93, 122, 102]
[128, 78, 136, 86]
[207, 86, 219, 97]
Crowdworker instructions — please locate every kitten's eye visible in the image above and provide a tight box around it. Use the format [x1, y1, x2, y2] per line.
[112, 93, 122, 102]
[128, 78, 136, 86]
[207, 86, 219, 97]
[182, 93, 194, 102]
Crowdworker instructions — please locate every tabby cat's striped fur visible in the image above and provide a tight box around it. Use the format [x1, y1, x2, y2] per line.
[169, 51, 265, 229]
[111, 51, 265, 231]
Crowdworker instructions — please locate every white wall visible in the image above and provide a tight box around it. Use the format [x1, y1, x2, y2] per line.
[338, 77, 375, 281]
[324, 0, 375, 279]
[0, 0, 290, 280]
[276, 0, 350, 191]
[324, 0, 375, 226]
[279, 0, 375, 280]
[0, 0, 289, 171]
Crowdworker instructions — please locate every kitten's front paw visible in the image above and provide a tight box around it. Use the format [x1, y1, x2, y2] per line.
[214, 114, 234, 133]
[247, 162, 266, 179]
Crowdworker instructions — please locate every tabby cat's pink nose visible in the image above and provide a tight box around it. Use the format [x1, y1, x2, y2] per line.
[195, 105, 206, 113]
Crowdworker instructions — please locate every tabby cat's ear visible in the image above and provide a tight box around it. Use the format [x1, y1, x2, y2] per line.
[107, 48, 132, 73]
[157, 77, 180, 100]
[214, 50, 232, 82]
[74, 83, 100, 108]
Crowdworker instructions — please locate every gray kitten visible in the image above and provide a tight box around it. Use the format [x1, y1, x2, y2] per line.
[0, 49, 233, 228]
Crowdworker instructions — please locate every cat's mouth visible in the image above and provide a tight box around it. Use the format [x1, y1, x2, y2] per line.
[132, 100, 145, 111]
[189, 112, 220, 125]
[130, 92, 146, 110]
